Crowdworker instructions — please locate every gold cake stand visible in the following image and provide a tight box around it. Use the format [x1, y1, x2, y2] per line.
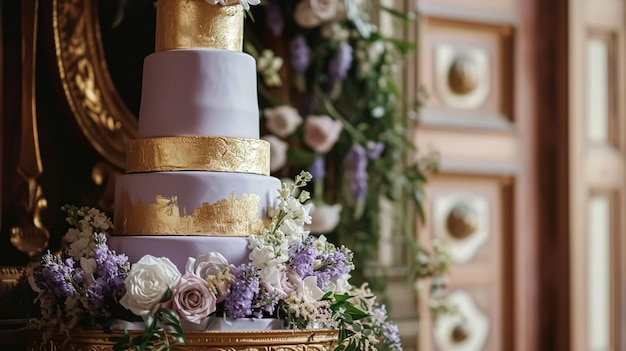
[29, 329, 339, 350]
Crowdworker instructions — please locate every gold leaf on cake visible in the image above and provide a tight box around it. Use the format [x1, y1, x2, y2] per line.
[114, 190, 269, 236]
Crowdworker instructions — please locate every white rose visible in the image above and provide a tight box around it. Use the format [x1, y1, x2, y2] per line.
[120, 255, 181, 319]
[264, 106, 303, 138]
[262, 135, 289, 172]
[185, 252, 229, 278]
[307, 203, 342, 234]
[303, 115, 343, 154]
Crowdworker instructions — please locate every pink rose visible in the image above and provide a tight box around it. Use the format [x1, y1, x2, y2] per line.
[262, 135, 289, 172]
[264, 106, 303, 138]
[167, 272, 217, 324]
[259, 265, 297, 296]
[303, 115, 343, 154]
[310, 0, 339, 20]
[294, 0, 340, 28]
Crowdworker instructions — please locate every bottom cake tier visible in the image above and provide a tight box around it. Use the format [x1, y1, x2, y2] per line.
[30, 329, 339, 351]
[107, 236, 250, 272]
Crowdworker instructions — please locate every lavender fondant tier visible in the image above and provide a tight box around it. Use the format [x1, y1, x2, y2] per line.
[107, 236, 250, 273]
[138, 49, 259, 139]
[114, 171, 280, 236]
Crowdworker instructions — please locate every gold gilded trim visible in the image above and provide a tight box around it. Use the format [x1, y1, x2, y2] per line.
[114, 191, 269, 236]
[126, 137, 270, 175]
[31, 329, 339, 350]
[11, 0, 49, 257]
[155, 0, 244, 52]
[53, 0, 137, 170]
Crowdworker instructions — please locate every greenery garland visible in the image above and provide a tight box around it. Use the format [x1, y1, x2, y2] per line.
[245, 0, 448, 298]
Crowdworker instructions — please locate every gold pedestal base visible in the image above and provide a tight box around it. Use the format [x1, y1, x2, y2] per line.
[31, 329, 339, 350]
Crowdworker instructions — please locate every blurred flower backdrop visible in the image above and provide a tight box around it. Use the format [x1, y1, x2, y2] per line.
[245, 0, 447, 296]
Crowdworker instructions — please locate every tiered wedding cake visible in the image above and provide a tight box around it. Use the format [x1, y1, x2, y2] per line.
[109, 0, 280, 274]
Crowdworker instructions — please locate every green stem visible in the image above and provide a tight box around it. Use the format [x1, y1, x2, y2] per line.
[312, 84, 367, 144]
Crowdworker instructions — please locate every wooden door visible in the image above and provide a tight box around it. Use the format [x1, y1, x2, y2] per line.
[569, 0, 626, 350]
[407, 0, 569, 350]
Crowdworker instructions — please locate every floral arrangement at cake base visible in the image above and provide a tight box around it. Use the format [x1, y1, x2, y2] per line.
[27, 172, 402, 351]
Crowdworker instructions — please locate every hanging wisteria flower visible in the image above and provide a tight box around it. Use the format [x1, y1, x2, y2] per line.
[290, 35, 312, 75]
[303, 115, 343, 154]
[329, 43, 353, 82]
[346, 144, 368, 200]
[264, 105, 303, 138]
[265, 0, 285, 36]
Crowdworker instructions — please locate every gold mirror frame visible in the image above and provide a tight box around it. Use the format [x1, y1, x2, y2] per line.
[52, 0, 137, 170]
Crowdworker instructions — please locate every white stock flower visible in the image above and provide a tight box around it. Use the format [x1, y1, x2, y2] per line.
[257, 50, 283, 87]
[307, 203, 342, 234]
[280, 219, 306, 242]
[262, 135, 289, 172]
[185, 252, 229, 278]
[249, 245, 278, 268]
[86, 208, 111, 231]
[264, 106, 303, 138]
[303, 115, 343, 154]
[120, 255, 181, 319]
[297, 276, 325, 302]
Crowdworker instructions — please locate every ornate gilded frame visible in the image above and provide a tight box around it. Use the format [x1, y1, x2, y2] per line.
[52, 0, 137, 171]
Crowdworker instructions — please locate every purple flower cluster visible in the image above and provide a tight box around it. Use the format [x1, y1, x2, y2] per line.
[265, 0, 285, 37]
[382, 321, 403, 351]
[308, 156, 326, 182]
[87, 242, 129, 310]
[30, 233, 130, 327]
[224, 263, 260, 319]
[346, 144, 368, 200]
[289, 236, 353, 289]
[289, 236, 317, 279]
[329, 43, 353, 81]
[35, 252, 77, 299]
[251, 289, 282, 318]
[290, 35, 311, 75]
[313, 247, 353, 288]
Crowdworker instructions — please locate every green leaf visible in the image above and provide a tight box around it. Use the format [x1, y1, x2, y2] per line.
[160, 288, 173, 303]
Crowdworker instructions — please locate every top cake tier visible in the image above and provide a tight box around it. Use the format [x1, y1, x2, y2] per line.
[155, 0, 244, 52]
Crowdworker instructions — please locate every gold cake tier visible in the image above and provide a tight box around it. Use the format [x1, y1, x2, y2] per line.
[155, 0, 244, 52]
[115, 191, 269, 236]
[126, 136, 270, 175]
[31, 329, 339, 350]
